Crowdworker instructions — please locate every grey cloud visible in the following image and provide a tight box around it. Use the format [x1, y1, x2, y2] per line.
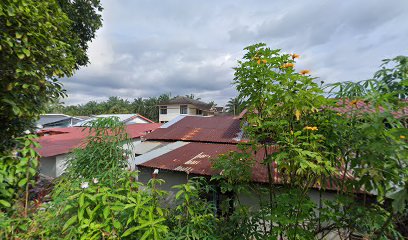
[62, 0, 408, 107]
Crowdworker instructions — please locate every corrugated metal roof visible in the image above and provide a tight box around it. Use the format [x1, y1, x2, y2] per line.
[331, 99, 408, 118]
[36, 123, 161, 157]
[139, 142, 350, 190]
[139, 142, 279, 183]
[133, 141, 168, 155]
[146, 116, 243, 143]
[74, 114, 154, 126]
[130, 141, 189, 169]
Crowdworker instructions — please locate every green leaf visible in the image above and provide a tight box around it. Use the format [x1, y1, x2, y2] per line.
[0, 200, 11, 208]
[17, 53, 25, 59]
[16, 32, 22, 39]
[18, 178, 27, 187]
[113, 220, 122, 229]
[22, 48, 30, 57]
[62, 215, 77, 231]
[103, 207, 110, 219]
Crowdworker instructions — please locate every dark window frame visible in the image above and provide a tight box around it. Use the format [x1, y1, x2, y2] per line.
[180, 105, 188, 114]
[160, 106, 167, 114]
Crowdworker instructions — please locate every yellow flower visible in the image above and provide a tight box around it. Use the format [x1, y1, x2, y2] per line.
[292, 53, 300, 59]
[304, 126, 318, 131]
[336, 113, 342, 116]
[295, 109, 301, 121]
[300, 69, 311, 75]
[400, 135, 406, 139]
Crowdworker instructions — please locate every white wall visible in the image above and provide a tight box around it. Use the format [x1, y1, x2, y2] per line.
[127, 117, 150, 124]
[40, 139, 143, 178]
[56, 154, 68, 177]
[159, 104, 207, 122]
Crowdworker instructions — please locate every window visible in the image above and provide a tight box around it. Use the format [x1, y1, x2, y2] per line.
[160, 106, 167, 114]
[180, 105, 188, 114]
[196, 109, 202, 115]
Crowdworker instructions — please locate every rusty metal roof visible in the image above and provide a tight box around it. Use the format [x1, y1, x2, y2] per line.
[37, 123, 161, 157]
[140, 142, 279, 183]
[145, 116, 243, 143]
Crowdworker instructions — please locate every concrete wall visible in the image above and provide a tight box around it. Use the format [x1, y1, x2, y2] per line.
[137, 167, 337, 209]
[39, 156, 57, 177]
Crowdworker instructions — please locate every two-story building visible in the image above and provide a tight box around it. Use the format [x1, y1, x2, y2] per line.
[157, 96, 215, 123]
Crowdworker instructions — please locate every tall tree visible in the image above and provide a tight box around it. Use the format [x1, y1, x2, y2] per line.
[225, 97, 244, 116]
[0, 0, 103, 152]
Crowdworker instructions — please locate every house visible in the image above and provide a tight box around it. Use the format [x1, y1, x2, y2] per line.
[36, 123, 161, 178]
[157, 96, 215, 123]
[37, 114, 84, 129]
[74, 113, 154, 126]
[129, 115, 338, 208]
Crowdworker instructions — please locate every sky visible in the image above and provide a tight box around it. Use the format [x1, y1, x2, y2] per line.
[61, 0, 408, 106]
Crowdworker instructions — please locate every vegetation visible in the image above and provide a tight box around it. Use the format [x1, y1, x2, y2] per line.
[0, 0, 103, 152]
[0, 39, 407, 239]
[47, 93, 216, 122]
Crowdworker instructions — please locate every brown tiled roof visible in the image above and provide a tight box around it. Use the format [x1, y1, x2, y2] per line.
[158, 96, 213, 110]
[145, 116, 243, 143]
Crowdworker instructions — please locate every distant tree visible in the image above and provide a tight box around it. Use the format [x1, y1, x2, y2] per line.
[226, 97, 244, 116]
[185, 94, 201, 100]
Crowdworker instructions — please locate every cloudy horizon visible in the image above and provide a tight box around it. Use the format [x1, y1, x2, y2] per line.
[61, 0, 408, 107]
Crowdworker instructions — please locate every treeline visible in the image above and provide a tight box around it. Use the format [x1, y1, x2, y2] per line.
[47, 94, 171, 122]
[47, 93, 241, 122]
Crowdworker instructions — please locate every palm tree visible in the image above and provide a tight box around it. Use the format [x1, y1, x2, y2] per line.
[226, 97, 244, 116]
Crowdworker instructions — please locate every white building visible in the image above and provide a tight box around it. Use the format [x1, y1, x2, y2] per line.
[157, 96, 215, 123]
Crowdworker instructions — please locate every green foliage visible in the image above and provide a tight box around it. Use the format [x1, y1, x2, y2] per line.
[65, 117, 131, 183]
[0, 0, 102, 152]
[328, 55, 408, 99]
[57, 172, 169, 239]
[167, 178, 219, 240]
[225, 97, 245, 116]
[0, 135, 39, 211]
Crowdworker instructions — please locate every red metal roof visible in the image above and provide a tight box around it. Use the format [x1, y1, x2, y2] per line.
[37, 123, 161, 157]
[140, 142, 279, 184]
[145, 116, 243, 143]
[331, 99, 408, 118]
[140, 142, 351, 191]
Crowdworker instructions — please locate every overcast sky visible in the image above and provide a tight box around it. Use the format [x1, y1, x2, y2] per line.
[61, 0, 408, 106]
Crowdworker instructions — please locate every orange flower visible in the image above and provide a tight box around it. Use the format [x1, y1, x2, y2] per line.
[300, 69, 310, 75]
[292, 53, 300, 59]
[281, 63, 295, 68]
[349, 99, 358, 106]
[257, 59, 261, 64]
[400, 135, 406, 139]
[262, 59, 267, 64]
